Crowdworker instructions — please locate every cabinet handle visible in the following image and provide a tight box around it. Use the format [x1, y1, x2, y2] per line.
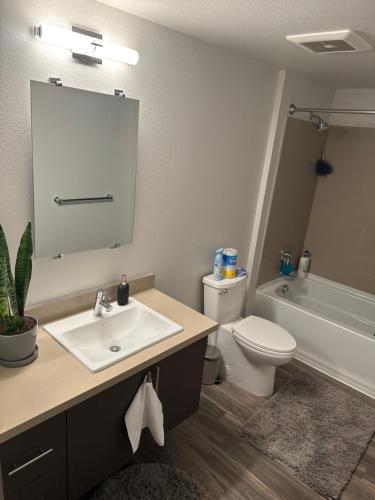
[155, 365, 160, 395]
[8, 448, 54, 477]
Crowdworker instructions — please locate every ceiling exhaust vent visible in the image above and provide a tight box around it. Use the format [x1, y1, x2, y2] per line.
[286, 30, 372, 54]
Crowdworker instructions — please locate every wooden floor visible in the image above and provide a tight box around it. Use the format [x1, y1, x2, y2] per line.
[138, 360, 375, 499]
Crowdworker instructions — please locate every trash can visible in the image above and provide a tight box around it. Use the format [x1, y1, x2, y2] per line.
[202, 345, 221, 385]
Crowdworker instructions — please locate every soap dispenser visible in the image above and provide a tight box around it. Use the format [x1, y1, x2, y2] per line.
[117, 274, 129, 306]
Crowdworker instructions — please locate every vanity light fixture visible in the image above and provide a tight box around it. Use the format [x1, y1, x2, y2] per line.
[33, 23, 139, 65]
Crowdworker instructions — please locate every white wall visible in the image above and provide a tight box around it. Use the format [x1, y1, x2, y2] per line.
[0, 0, 278, 310]
[330, 89, 375, 127]
[281, 71, 334, 123]
[245, 70, 334, 310]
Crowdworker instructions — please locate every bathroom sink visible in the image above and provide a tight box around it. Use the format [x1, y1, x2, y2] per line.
[44, 298, 183, 372]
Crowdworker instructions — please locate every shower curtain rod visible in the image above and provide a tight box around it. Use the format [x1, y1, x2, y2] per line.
[289, 103, 375, 116]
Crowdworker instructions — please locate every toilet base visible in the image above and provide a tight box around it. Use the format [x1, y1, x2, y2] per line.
[223, 360, 276, 397]
[240, 362, 276, 397]
[216, 323, 293, 397]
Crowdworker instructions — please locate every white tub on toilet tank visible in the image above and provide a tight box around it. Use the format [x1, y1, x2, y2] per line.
[203, 274, 296, 396]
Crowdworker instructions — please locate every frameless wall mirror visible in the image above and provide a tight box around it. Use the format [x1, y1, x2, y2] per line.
[31, 81, 139, 258]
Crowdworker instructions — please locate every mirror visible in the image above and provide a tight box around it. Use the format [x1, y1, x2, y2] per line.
[31, 81, 139, 258]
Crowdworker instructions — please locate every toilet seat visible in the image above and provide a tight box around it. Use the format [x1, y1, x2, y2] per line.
[233, 316, 296, 355]
[234, 336, 294, 358]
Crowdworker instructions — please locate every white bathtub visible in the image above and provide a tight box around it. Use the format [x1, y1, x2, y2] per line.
[255, 274, 375, 399]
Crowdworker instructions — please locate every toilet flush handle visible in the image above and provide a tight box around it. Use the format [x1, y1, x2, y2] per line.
[218, 289, 228, 295]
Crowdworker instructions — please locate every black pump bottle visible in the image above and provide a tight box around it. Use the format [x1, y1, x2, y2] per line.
[117, 274, 129, 306]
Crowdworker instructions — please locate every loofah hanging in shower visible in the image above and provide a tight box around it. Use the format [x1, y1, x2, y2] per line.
[315, 156, 333, 176]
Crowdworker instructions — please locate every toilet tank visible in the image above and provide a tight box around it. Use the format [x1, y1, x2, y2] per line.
[202, 274, 247, 324]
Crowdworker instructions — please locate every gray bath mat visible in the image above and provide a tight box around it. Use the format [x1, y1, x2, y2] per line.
[90, 462, 212, 500]
[241, 372, 375, 499]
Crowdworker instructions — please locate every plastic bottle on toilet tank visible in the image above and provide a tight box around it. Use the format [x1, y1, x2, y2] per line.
[214, 248, 224, 281]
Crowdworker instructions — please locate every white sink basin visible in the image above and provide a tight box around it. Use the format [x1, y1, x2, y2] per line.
[44, 298, 183, 372]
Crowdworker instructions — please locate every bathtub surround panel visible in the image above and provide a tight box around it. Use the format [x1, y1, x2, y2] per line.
[0, 0, 277, 310]
[304, 126, 375, 295]
[258, 118, 327, 285]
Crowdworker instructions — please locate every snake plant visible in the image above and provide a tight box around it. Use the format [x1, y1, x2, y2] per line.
[0, 222, 33, 335]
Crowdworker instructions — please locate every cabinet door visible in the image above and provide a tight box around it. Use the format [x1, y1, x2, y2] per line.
[0, 413, 66, 499]
[67, 370, 146, 500]
[7, 465, 66, 500]
[157, 337, 207, 431]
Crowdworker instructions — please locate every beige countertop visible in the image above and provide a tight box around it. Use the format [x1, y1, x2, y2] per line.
[0, 288, 217, 444]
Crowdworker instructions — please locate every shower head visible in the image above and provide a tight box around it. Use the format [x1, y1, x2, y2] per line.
[309, 112, 329, 131]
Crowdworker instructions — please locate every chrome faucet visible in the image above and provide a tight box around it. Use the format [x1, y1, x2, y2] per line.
[93, 289, 113, 317]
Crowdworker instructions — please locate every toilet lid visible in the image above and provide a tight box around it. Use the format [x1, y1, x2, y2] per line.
[233, 316, 296, 354]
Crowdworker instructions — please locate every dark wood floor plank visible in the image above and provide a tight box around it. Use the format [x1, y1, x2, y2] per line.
[227, 439, 322, 500]
[341, 474, 375, 499]
[138, 359, 375, 500]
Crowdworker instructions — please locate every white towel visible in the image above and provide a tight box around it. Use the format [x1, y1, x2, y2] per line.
[124, 375, 164, 453]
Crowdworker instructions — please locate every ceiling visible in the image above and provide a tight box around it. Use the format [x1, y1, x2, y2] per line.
[97, 0, 375, 89]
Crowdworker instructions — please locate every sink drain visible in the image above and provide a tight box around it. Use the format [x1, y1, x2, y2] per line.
[109, 345, 121, 353]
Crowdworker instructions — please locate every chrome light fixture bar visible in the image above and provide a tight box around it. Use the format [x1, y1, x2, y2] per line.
[72, 26, 103, 65]
[33, 23, 139, 66]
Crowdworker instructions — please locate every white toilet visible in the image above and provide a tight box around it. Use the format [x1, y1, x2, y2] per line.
[203, 274, 296, 397]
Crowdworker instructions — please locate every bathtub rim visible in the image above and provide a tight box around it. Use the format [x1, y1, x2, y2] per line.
[257, 274, 375, 341]
[258, 273, 375, 306]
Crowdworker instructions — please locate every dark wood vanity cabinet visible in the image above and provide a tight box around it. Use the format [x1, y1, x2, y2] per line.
[0, 337, 207, 500]
[157, 337, 207, 431]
